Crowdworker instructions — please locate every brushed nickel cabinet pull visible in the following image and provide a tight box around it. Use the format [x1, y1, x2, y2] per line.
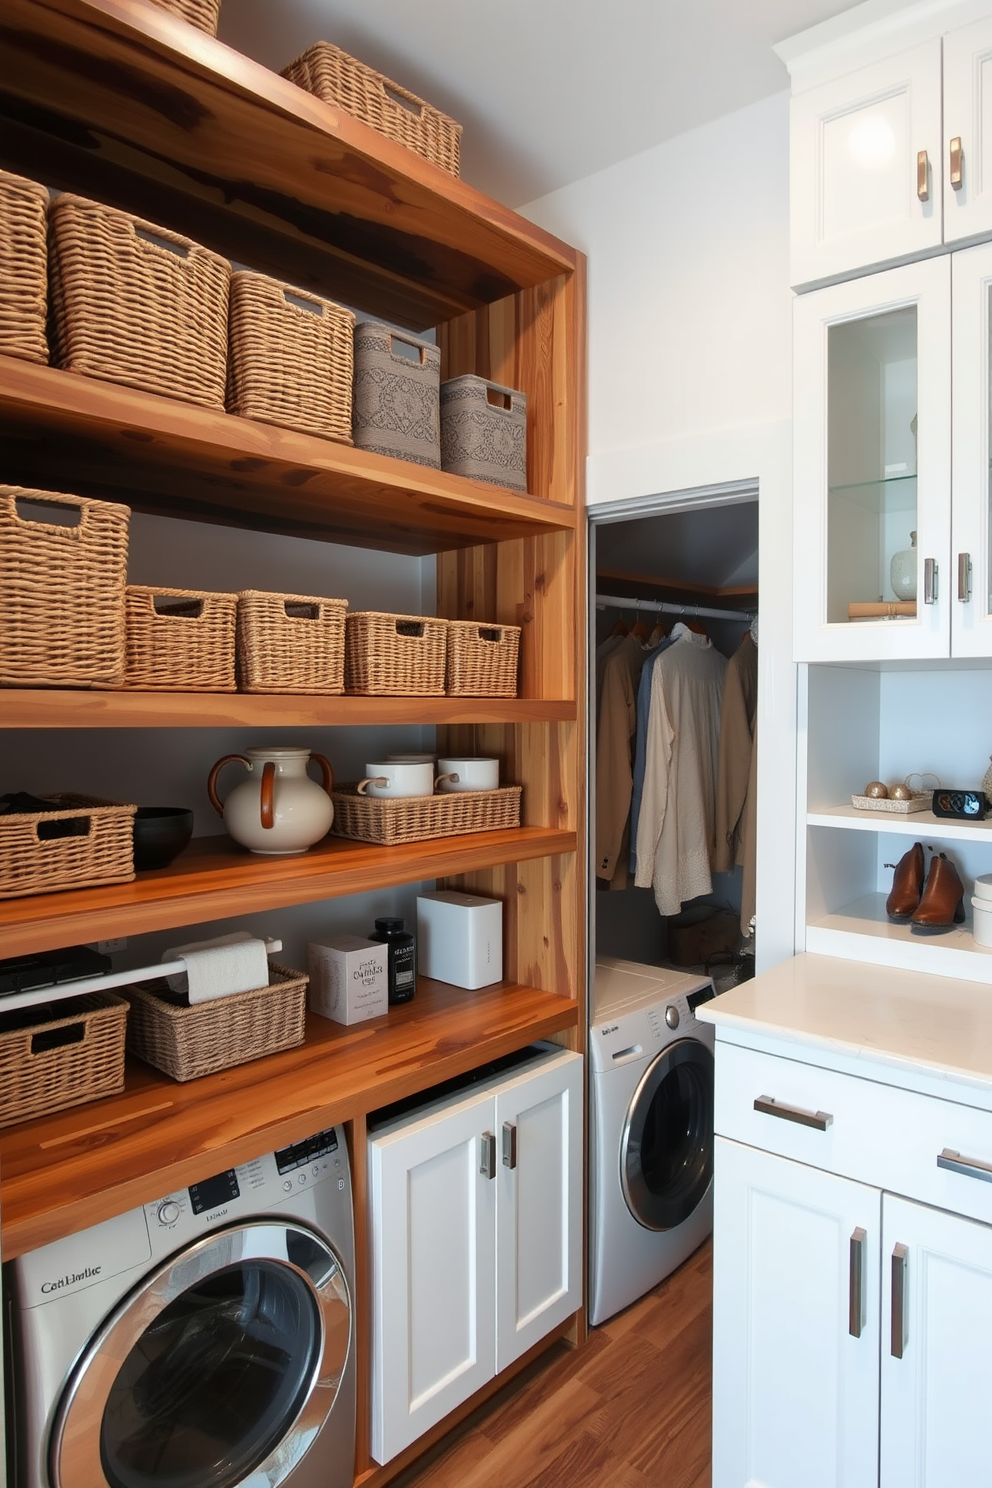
[480, 1131, 496, 1180]
[753, 1095, 833, 1131]
[950, 135, 964, 189]
[891, 1243, 908, 1358]
[849, 1227, 867, 1338]
[923, 557, 938, 605]
[917, 149, 930, 201]
[957, 552, 973, 602]
[938, 1147, 992, 1183]
[501, 1121, 518, 1170]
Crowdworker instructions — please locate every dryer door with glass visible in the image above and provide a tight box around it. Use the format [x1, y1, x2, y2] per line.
[51, 1220, 351, 1488]
[620, 1038, 714, 1231]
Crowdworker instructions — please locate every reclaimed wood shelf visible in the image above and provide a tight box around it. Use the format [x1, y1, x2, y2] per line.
[0, 359, 575, 553]
[4, 690, 578, 729]
[0, 976, 578, 1257]
[0, 827, 577, 958]
[0, 0, 576, 329]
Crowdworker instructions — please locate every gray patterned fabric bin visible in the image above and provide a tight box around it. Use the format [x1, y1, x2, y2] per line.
[440, 375, 528, 491]
[352, 322, 440, 468]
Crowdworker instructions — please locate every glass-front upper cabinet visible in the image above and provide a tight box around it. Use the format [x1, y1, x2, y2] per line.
[951, 240, 992, 657]
[794, 256, 951, 662]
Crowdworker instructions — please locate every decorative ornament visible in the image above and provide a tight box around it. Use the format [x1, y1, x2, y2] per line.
[864, 781, 888, 799]
[983, 755, 992, 802]
[889, 783, 913, 801]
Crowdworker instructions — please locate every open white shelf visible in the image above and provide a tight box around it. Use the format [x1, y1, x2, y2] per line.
[806, 892, 992, 983]
[808, 804, 992, 842]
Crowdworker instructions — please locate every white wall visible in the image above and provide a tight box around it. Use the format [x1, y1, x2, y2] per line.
[522, 92, 798, 973]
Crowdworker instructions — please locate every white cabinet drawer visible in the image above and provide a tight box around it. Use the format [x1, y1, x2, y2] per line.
[715, 1040, 992, 1226]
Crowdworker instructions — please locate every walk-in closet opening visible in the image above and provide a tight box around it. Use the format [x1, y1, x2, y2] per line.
[588, 487, 759, 992]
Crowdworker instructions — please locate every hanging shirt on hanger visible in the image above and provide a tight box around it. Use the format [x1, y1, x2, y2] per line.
[595, 632, 649, 886]
[712, 630, 758, 879]
[634, 626, 726, 917]
[628, 632, 676, 876]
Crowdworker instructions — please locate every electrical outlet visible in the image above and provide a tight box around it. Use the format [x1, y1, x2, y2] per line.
[91, 938, 127, 955]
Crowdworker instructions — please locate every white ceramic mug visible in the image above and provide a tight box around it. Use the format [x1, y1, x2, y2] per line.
[358, 760, 435, 798]
[436, 757, 500, 792]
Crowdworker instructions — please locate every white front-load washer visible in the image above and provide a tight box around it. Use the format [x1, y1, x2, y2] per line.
[589, 957, 716, 1326]
[5, 1124, 356, 1488]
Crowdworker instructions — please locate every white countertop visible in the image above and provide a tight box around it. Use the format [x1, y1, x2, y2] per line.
[697, 953, 992, 1098]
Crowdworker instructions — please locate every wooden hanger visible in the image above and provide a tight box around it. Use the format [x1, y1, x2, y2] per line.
[609, 614, 629, 637]
[630, 603, 651, 641]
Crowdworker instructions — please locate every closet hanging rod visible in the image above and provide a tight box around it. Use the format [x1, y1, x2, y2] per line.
[595, 592, 755, 624]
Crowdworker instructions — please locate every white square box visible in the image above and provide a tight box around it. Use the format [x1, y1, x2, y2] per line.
[416, 891, 502, 989]
[308, 935, 388, 1024]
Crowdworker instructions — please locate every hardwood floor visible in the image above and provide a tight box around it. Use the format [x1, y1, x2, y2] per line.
[391, 1240, 713, 1488]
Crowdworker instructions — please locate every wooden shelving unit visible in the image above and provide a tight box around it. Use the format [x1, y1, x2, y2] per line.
[0, 1, 586, 1477]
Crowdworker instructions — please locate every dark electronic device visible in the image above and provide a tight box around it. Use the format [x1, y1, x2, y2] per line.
[0, 945, 111, 998]
[931, 789, 989, 820]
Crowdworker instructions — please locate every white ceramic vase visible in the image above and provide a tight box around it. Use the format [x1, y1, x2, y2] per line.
[207, 746, 334, 854]
[890, 530, 918, 601]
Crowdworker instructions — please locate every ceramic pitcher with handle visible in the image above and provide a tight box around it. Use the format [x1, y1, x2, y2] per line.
[207, 746, 334, 854]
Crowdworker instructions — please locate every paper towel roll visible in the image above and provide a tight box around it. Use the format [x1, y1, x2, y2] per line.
[164, 931, 269, 1005]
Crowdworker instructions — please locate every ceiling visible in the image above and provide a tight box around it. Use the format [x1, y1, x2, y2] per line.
[219, 0, 865, 206]
[595, 502, 759, 597]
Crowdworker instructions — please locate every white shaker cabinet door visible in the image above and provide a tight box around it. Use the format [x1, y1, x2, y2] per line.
[944, 16, 992, 246]
[369, 1092, 496, 1465]
[790, 40, 942, 288]
[494, 1049, 582, 1372]
[951, 240, 992, 657]
[880, 1194, 992, 1488]
[712, 1137, 881, 1488]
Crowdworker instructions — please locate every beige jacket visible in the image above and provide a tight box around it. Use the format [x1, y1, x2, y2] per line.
[595, 634, 648, 886]
[712, 632, 758, 876]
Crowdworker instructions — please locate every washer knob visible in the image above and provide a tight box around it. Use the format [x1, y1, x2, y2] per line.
[157, 1200, 181, 1226]
[665, 1004, 680, 1030]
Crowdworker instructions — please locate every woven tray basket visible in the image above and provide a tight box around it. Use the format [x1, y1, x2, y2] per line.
[446, 620, 521, 697]
[281, 42, 462, 176]
[227, 272, 355, 442]
[439, 375, 528, 491]
[0, 486, 129, 688]
[352, 322, 441, 468]
[0, 991, 128, 1128]
[124, 586, 237, 691]
[331, 783, 521, 845]
[237, 590, 347, 694]
[125, 962, 308, 1082]
[344, 611, 447, 695]
[0, 793, 136, 899]
[147, 0, 221, 33]
[49, 195, 230, 409]
[0, 169, 48, 364]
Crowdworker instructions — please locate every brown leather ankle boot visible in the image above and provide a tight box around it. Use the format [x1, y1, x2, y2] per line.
[885, 841, 925, 922]
[910, 853, 965, 933]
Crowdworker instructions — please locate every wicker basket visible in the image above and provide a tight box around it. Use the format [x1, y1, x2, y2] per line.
[446, 621, 521, 697]
[227, 272, 355, 442]
[331, 783, 521, 845]
[49, 195, 230, 409]
[237, 590, 347, 694]
[124, 586, 237, 691]
[0, 991, 128, 1128]
[125, 962, 308, 1081]
[0, 793, 136, 899]
[440, 376, 528, 491]
[344, 611, 447, 695]
[0, 486, 129, 689]
[281, 42, 462, 176]
[0, 169, 48, 364]
[352, 322, 441, 468]
[146, 0, 221, 34]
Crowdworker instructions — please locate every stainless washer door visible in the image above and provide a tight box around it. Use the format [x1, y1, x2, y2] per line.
[51, 1221, 351, 1488]
[619, 1038, 714, 1231]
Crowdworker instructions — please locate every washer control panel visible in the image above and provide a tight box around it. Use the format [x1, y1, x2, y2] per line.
[589, 975, 716, 1072]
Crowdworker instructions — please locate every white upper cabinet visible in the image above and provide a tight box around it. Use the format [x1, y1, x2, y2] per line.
[783, 5, 992, 287]
[950, 239, 992, 653]
[790, 41, 943, 288]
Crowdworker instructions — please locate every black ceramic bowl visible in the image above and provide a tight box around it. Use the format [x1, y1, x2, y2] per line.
[133, 807, 194, 871]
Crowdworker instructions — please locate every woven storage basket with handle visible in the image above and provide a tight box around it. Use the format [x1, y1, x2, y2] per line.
[0, 991, 128, 1128]
[440, 376, 528, 491]
[352, 322, 441, 467]
[0, 169, 48, 364]
[125, 962, 307, 1081]
[124, 586, 237, 691]
[281, 42, 462, 176]
[0, 485, 129, 688]
[49, 195, 230, 409]
[331, 784, 521, 845]
[344, 611, 447, 695]
[445, 620, 521, 697]
[147, 0, 221, 33]
[237, 590, 348, 694]
[0, 794, 136, 899]
[227, 272, 355, 442]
